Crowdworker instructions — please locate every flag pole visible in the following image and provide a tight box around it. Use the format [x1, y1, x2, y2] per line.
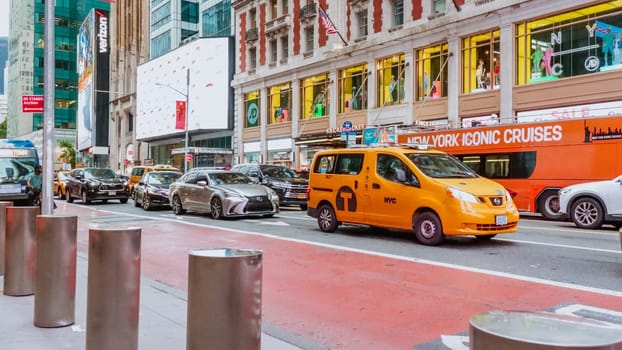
[318, 5, 347, 47]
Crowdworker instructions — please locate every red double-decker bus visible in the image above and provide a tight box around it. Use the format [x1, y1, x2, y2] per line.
[398, 116, 622, 219]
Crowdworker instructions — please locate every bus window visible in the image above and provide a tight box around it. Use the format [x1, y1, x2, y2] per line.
[485, 154, 510, 178]
[459, 152, 535, 179]
[462, 155, 482, 174]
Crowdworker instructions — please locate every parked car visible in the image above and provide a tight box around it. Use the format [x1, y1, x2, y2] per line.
[558, 174, 622, 229]
[134, 170, 182, 210]
[231, 164, 309, 210]
[169, 169, 279, 219]
[128, 164, 179, 198]
[65, 168, 130, 204]
[53, 170, 70, 198]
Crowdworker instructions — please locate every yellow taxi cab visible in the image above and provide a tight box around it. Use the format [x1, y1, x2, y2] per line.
[307, 144, 519, 245]
[128, 164, 179, 196]
[53, 170, 71, 198]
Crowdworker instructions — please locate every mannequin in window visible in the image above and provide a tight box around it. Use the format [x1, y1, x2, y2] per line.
[602, 27, 616, 66]
[350, 87, 359, 110]
[476, 58, 485, 89]
[613, 33, 621, 65]
[541, 45, 554, 76]
[310, 88, 326, 117]
[389, 75, 398, 102]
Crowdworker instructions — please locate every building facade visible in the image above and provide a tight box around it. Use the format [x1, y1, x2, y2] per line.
[134, 0, 235, 171]
[109, 0, 150, 174]
[231, 0, 622, 169]
[6, 0, 112, 167]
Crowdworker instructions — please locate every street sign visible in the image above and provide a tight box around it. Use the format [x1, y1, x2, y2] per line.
[21, 95, 44, 113]
[342, 121, 353, 132]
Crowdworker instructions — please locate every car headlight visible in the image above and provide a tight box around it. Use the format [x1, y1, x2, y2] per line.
[223, 190, 242, 198]
[270, 181, 289, 188]
[267, 189, 279, 201]
[446, 187, 478, 203]
[87, 181, 100, 189]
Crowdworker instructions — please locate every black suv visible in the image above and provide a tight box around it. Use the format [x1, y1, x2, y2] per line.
[231, 164, 308, 210]
[65, 168, 130, 204]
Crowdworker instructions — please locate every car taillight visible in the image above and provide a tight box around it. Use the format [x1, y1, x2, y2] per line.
[306, 187, 311, 200]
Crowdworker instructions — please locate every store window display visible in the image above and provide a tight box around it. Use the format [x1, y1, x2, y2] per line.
[516, 1, 622, 84]
[376, 54, 406, 106]
[416, 43, 449, 100]
[462, 30, 500, 94]
[300, 73, 330, 119]
[244, 90, 260, 128]
[338, 63, 368, 113]
[268, 83, 291, 124]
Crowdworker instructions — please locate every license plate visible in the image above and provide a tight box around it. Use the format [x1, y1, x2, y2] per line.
[495, 215, 508, 225]
[297, 194, 306, 199]
[108, 191, 116, 196]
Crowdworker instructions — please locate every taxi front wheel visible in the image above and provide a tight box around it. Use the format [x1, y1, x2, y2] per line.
[413, 212, 444, 246]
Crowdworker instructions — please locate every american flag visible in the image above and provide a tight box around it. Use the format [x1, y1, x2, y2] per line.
[318, 6, 339, 35]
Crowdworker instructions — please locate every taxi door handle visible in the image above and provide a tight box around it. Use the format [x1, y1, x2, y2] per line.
[372, 183, 380, 189]
[354, 180, 358, 189]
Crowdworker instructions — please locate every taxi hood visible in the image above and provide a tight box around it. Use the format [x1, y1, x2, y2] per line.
[433, 177, 508, 196]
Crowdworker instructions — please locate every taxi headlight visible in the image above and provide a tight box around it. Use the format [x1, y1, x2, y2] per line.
[446, 187, 478, 203]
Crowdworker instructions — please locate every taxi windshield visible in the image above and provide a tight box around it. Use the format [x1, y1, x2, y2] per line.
[407, 153, 478, 179]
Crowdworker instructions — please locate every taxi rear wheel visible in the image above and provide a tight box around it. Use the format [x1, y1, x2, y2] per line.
[318, 204, 338, 233]
[413, 212, 444, 246]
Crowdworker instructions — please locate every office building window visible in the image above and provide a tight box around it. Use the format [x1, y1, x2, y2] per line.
[433, 0, 445, 14]
[305, 27, 314, 53]
[338, 63, 369, 113]
[151, 2, 171, 31]
[416, 43, 449, 100]
[357, 10, 368, 37]
[181, 1, 199, 23]
[151, 30, 171, 59]
[377, 54, 406, 106]
[249, 47, 257, 70]
[202, 0, 232, 36]
[244, 90, 260, 128]
[516, 1, 622, 85]
[300, 73, 330, 119]
[393, 0, 404, 26]
[281, 36, 289, 61]
[270, 39, 278, 64]
[462, 29, 500, 94]
[268, 83, 291, 124]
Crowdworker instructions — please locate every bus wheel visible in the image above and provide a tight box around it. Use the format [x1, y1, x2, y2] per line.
[570, 197, 604, 229]
[413, 212, 444, 246]
[538, 191, 563, 220]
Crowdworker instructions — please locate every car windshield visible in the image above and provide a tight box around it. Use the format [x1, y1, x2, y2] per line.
[261, 166, 299, 178]
[148, 172, 181, 185]
[85, 168, 118, 179]
[407, 153, 478, 179]
[208, 172, 253, 185]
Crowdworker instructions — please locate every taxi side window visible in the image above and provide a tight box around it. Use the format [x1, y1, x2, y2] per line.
[314, 155, 336, 174]
[377, 154, 419, 186]
[336, 154, 364, 175]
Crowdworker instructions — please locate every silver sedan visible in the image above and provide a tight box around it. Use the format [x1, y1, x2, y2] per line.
[169, 170, 279, 219]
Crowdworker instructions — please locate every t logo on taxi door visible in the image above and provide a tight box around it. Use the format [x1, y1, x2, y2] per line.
[336, 186, 357, 212]
[384, 197, 396, 204]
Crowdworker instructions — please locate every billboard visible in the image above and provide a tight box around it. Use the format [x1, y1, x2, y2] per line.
[136, 37, 233, 140]
[77, 9, 110, 152]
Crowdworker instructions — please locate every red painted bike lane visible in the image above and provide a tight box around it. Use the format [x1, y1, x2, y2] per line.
[63, 205, 622, 350]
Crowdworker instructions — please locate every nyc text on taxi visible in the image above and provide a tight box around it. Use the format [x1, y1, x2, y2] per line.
[307, 144, 519, 245]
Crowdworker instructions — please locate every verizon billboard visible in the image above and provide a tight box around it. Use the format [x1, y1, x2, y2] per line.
[77, 8, 110, 152]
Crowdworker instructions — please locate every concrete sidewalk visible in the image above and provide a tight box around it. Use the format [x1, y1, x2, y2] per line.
[0, 252, 306, 350]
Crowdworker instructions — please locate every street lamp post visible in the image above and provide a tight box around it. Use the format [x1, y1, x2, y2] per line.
[156, 68, 190, 172]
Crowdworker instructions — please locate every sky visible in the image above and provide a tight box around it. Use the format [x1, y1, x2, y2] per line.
[0, 0, 8, 37]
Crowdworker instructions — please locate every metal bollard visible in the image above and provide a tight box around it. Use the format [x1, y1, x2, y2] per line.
[34, 215, 78, 328]
[3, 206, 40, 296]
[619, 227, 621, 251]
[187, 248, 263, 350]
[86, 226, 141, 350]
[0, 201, 13, 275]
[469, 310, 622, 349]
